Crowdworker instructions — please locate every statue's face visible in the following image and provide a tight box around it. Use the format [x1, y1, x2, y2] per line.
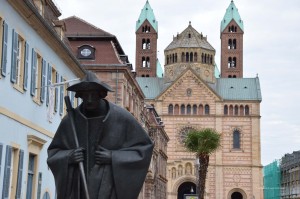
[79, 90, 101, 110]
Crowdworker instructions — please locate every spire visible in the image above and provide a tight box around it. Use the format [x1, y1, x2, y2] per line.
[220, 1, 244, 32]
[136, 0, 158, 32]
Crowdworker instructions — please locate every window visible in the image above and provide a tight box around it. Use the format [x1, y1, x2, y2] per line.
[240, 105, 244, 116]
[174, 104, 179, 115]
[234, 105, 238, 115]
[146, 39, 150, 49]
[142, 25, 150, 33]
[142, 39, 146, 49]
[233, 130, 241, 149]
[198, 104, 203, 115]
[168, 104, 173, 115]
[1, 20, 8, 77]
[224, 105, 228, 115]
[245, 105, 250, 115]
[228, 57, 232, 68]
[26, 154, 36, 199]
[11, 31, 28, 91]
[146, 57, 150, 67]
[142, 57, 150, 68]
[232, 57, 236, 67]
[26, 135, 46, 199]
[30, 51, 46, 103]
[181, 52, 184, 62]
[204, 104, 210, 115]
[194, 52, 198, 62]
[185, 52, 189, 62]
[186, 104, 191, 115]
[142, 57, 146, 67]
[77, 45, 95, 59]
[228, 39, 232, 49]
[233, 39, 236, 49]
[46, 64, 51, 106]
[190, 52, 193, 62]
[2, 146, 24, 199]
[192, 105, 197, 115]
[229, 105, 233, 115]
[180, 104, 185, 115]
[52, 68, 59, 112]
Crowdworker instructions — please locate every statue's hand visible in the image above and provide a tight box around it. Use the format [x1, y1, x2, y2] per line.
[69, 147, 85, 164]
[95, 146, 112, 165]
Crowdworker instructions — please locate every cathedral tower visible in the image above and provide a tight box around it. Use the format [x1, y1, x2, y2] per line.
[135, 0, 158, 77]
[220, 0, 244, 78]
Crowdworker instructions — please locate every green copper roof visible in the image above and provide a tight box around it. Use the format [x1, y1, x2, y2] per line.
[210, 77, 262, 100]
[214, 64, 220, 78]
[137, 76, 261, 101]
[136, 0, 158, 32]
[136, 77, 167, 99]
[156, 59, 163, 77]
[221, 1, 244, 32]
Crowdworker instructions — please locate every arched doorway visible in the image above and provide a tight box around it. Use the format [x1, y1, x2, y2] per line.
[231, 191, 243, 199]
[177, 181, 197, 199]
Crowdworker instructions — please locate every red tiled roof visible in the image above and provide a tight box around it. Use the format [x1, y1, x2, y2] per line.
[62, 16, 115, 37]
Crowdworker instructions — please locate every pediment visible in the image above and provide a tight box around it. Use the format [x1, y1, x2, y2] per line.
[156, 68, 221, 102]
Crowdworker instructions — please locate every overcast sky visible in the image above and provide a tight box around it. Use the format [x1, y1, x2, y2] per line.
[54, 0, 300, 166]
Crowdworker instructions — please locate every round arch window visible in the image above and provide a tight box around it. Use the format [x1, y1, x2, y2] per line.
[231, 191, 243, 199]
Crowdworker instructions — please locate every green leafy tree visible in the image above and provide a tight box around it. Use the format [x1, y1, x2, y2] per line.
[184, 128, 221, 199]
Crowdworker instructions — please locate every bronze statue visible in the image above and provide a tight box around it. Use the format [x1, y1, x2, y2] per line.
[47, 71, 154, 199]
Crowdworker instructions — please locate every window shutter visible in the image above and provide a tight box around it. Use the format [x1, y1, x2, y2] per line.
[1, 21, 8, 77]
[23, 42, 29, 90]
[10, 29, 18, 83]
[40, 59, 46, 102]
[2, 145, 12, 199]
[71, 91, 75, 107]
[46, 64, 51, 106]
[0, 143, 3, 172]
[15, 150, 24, 199]
[37, 172, 42, 199]
[55, 73, 59, 112]
[30, 49, 37, 96]
[59, 76, 64, 115]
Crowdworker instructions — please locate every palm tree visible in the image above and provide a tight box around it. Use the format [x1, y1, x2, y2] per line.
[184, 128, 221, 199]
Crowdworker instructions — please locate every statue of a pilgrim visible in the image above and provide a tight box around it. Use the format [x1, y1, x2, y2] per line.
[47, 71, 154, 199]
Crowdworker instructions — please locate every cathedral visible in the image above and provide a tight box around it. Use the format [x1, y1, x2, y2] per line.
[135, 1, 263, 199]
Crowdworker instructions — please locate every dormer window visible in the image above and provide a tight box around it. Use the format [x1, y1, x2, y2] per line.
[77, 45, 95, 59]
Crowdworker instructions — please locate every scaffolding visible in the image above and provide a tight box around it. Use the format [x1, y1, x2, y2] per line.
[264, 160, 281, 199]
[280, 151, 300, 199]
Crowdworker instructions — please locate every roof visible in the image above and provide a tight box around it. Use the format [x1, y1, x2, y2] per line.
[62, 16, 115, 37]
[220, 1, 244, 32]
[165, 22, 215, 51]
[136, 77, 168, 99]
[63, 16, 128, 58]
[156, 59, 164, 78]
[137, 76, 262, 101]
[136, 0, 158, 32]
[214, 64, 220, 78]
[210, 77, 262, 101]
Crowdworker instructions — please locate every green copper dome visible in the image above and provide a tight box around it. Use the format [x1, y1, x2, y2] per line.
[136, 0, 158, 32]
[221, 1, 244, 32]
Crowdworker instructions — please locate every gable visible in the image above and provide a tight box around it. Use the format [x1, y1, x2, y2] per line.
[157, 69, 221, 102]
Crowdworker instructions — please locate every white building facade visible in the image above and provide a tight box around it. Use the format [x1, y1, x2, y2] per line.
[0, 1, 85, 199]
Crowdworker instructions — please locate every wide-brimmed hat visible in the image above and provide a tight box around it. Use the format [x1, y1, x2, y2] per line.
[67, 71, 114, 92]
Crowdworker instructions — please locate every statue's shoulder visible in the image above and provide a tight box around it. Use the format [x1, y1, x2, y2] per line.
[108, 102, 135, 119]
